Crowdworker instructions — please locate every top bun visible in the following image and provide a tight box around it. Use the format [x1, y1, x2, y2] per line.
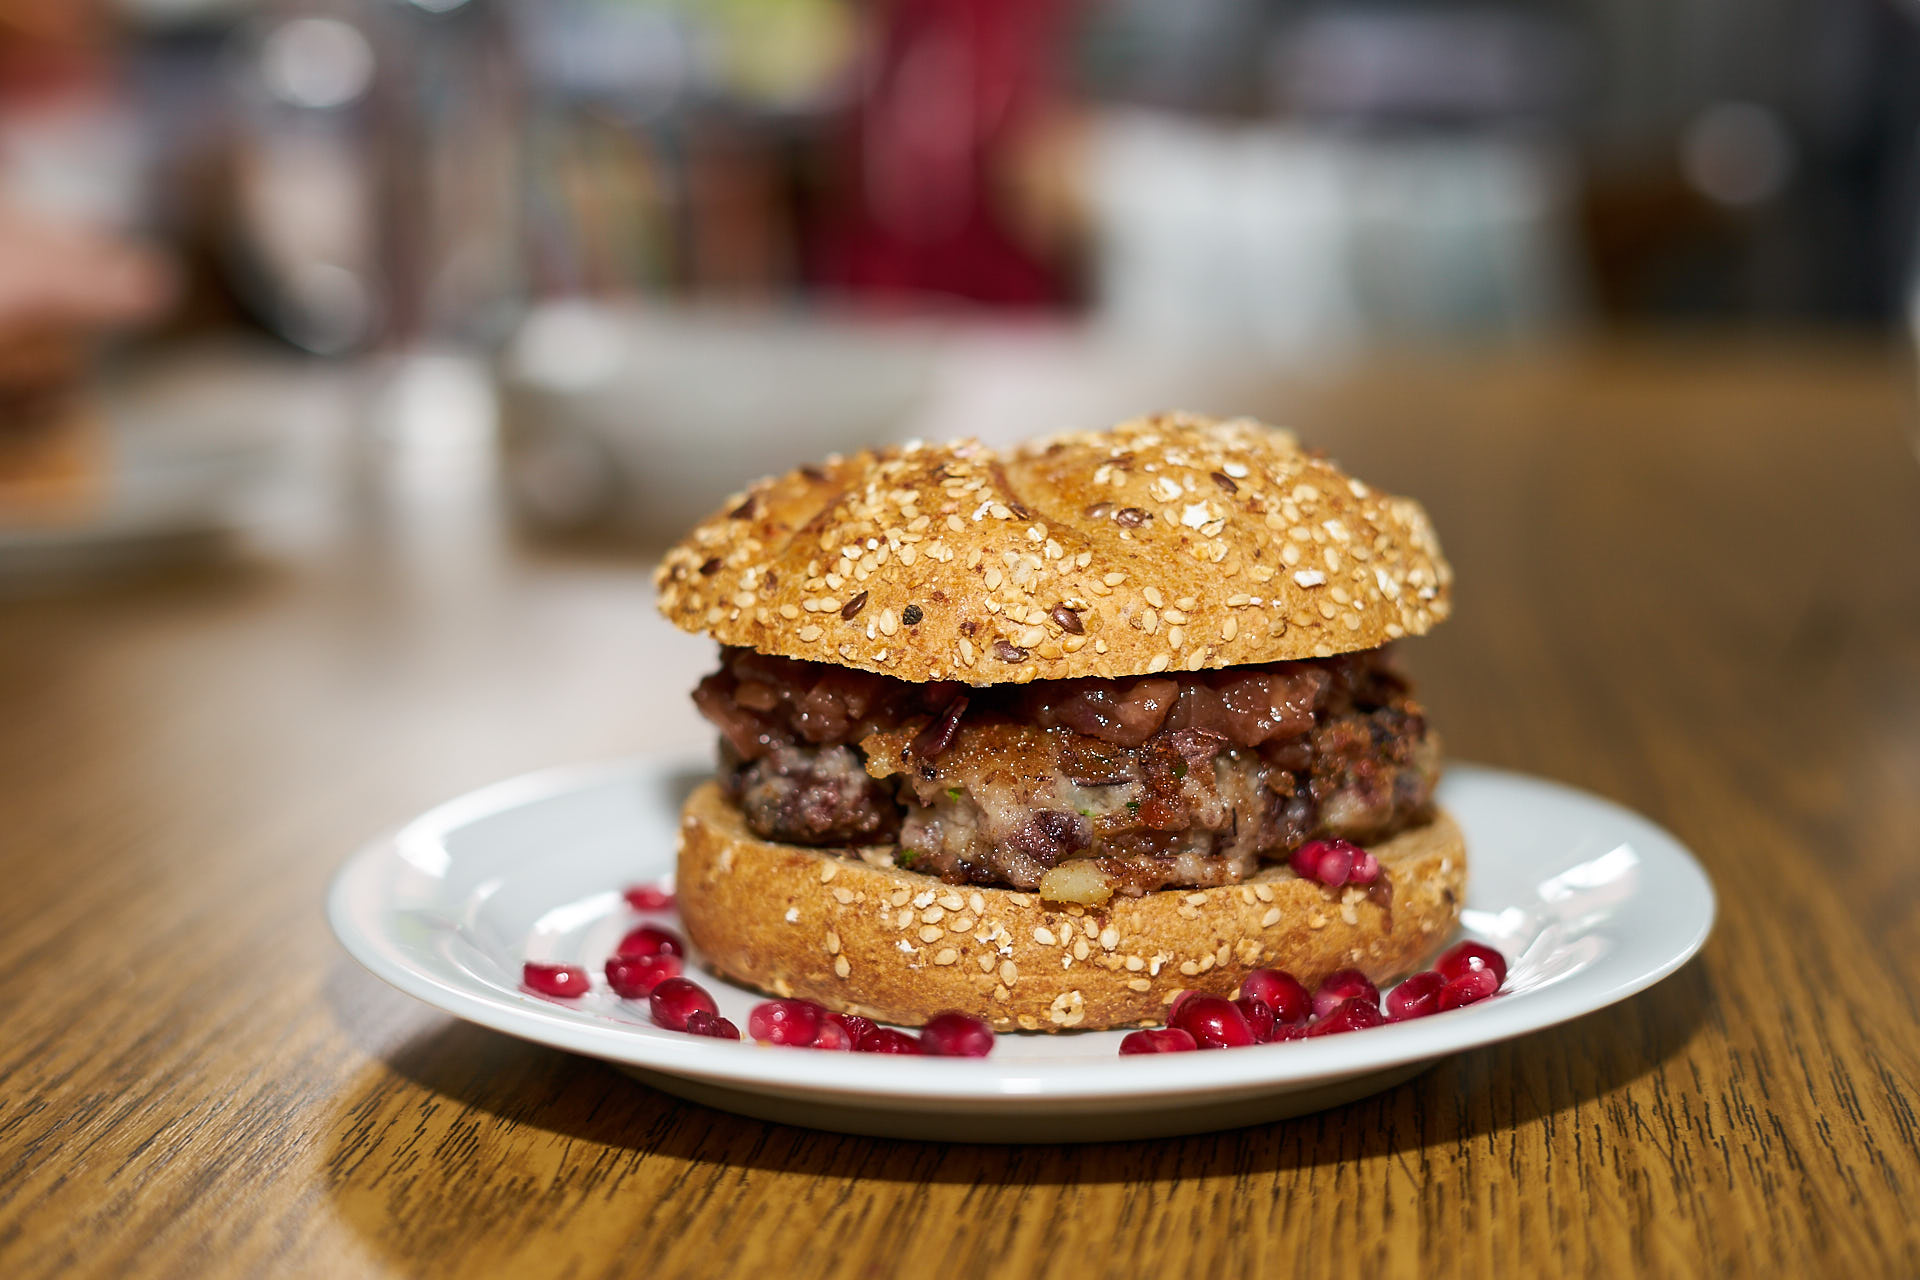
[655, 412, 1451, 685]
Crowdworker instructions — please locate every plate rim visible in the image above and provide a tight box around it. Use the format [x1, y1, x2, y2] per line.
[327, 754, 1716, 1103]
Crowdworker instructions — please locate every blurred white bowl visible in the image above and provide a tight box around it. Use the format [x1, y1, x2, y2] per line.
[497, 302, 937, 539]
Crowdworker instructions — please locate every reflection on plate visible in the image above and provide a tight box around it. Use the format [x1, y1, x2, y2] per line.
[328, 754, 1714, 1142]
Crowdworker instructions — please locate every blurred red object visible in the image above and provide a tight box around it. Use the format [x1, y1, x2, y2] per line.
[814, 0, 1068, 307]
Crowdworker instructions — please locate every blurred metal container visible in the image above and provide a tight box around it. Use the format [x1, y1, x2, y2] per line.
[496, 302, 936, 540]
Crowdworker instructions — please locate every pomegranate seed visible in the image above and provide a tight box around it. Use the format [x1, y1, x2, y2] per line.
[1239, 969, 1312, 1024]
[1269, 1022, 1308, 1041]
[920, 1011, 996, 1057]
[605, 952, 682, 998]
[649, 977, 717, 1031]
[615, 925, 684, 958]
[856, 1027, 923, 1054]
[1168, 989, 1201, 1021]
[811, 1015, 857, 1051]
[684, 1010, 740, 1039]
[1312, 968, 1381, 1019]
[622, 885, 676, 912]
[832, 1014, 877, 1045]
[1290, 838, 1361, 886]
[1234, 996, 1277, 1043]
[1348, 851, 1381, 884]
[747, 999, 823, 1046]
[1119, 1028, 1198, 1054]
[1308, 996, 1386, 1036]
[1435, 941, 1508, 988]
[1385, 970, 1447, 1021]
[522, 962, 590, 998]
[1169, 995, 1257, 1049]
[1437, 967, 1501, 1011]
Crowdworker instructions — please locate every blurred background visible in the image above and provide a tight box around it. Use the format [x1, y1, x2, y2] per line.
[1, 0, 1918, 566]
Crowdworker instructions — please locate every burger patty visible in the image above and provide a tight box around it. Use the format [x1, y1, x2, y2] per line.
[694, 646, 1438, 897]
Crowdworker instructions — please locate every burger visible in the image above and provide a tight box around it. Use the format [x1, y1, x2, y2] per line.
[655, 412, 1459, 1031]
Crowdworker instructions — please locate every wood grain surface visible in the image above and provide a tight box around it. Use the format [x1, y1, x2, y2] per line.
[1, 341, 1916, 1279]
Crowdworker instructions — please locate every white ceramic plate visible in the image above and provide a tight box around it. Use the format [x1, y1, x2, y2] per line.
[0, 412, 273, 577]
[328, 754, 1714, 1142]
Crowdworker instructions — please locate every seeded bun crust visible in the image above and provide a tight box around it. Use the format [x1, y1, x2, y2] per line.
[677, 781, 1465, 1031]
[655, 413, 1451, 685]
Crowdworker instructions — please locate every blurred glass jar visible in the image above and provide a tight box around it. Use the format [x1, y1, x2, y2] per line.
[223, 0, 523, 354]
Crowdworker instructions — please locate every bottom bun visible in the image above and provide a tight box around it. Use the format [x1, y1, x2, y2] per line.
[675, 780, 1466, 1031]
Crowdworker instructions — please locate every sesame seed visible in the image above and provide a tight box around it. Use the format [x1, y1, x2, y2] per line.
[1124, 955, 1145, 971]
[826, 930, 841, 954]
[834, 956, 851, 978]
[918, 925, 944, 943]
[819, 863, 838, 883]
[1103, 571, 1126, 586]
[1146, 653, 1170, 672]
[933, 948, 959, 966]
[1254, 884, 1274, 902]
[832, 887, 855, 904]
[1293, 569, 1326, 588]
[1143, 586, 1165, 608]
[922, 906, 946, 923]
[978, 954, 996, 973]
[1221, 617, 1239, 641]
[1127, 978, 1152, 992]
[1178, 959, 1199, 976]
[1033, 927, 1057, 946]
[798, 624, 824, 641]
[969, 892, 986, 914]
[1000, 960, 1019, 985]
[1099, 927, 1119, 950]
[1261, 908, 1282, 928]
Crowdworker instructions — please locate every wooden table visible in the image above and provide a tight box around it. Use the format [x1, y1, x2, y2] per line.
[2, 341, 1916, 1278]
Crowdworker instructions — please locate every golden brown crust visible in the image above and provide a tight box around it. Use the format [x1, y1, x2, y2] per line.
[676, 781, 1466, 1031]
[654, 413, 1451, 685]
